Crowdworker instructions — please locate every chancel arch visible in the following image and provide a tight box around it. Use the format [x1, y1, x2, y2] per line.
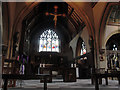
[8, 2, 95, 59]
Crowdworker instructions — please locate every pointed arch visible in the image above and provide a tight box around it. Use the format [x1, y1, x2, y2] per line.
[99, 3, 119, 49]
[76, 37, 87, 57]
[39, 29, 60, 52]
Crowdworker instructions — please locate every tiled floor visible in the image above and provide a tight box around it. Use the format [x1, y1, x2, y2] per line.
[4, 79, 120, 90]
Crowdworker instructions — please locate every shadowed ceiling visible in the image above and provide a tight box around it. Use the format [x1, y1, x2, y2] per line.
[22, 2, 85, 43]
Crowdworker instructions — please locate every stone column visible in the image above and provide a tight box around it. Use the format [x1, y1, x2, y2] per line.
[0, 1, 2, 87]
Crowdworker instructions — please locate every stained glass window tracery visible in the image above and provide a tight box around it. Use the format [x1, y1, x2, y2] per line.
[80, 41, 86, 55]
[39, 29, 59, 52]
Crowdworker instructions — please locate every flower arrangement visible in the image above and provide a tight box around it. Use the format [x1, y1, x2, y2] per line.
[17, 55, 29, 64]
[17, 55, 29, 74]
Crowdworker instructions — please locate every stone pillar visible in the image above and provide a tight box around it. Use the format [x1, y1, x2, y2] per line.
[0, 1, 2, 87]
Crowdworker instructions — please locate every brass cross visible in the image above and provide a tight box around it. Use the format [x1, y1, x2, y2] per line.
[46, 5, 66, 29]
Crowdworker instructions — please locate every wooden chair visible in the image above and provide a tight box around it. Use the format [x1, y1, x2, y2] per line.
[96, 68, 105, 84]
[40, 68, 52, 82]
[91, 68, 105, 84]
[63, 68, 76, 82]
[2, 59, 19, 87]
[95, 68, 105, 74]
[107, 69, 117, 80]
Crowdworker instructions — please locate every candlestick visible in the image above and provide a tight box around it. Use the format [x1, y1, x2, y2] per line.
[40, 64, 42, 67]
[43, 64, 45, 67]
[74, 64, 76, 67]
[71, 64, 73, 67]
[22, 65, 25, 74]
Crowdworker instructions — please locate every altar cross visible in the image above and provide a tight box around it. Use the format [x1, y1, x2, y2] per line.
[46, 5, 66, 29]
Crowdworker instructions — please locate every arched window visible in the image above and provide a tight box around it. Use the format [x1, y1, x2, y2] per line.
[80, 41, 86, 55]
[39, 29, 59, 52]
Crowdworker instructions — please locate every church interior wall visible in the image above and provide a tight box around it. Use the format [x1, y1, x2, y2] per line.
[1, 2, 120, 81]
[28, 26, 73, 63]
[69, 32, 79, 58]
[2, 3, 9, 47]
[99, 25, 120, 70]
[2, 2, 97, 58]
[93, 2, 107, 34]
[92, 3, 107, 68]
[67, 2, 95, 38]
[30, 36, 73, 62]
[15, 2, 26, 17]
[92, 2, 107, 43]
[78, 2, 95, 28]
[80, 26, 90, 52]
[103, 25, 120, 49]
[92, 3, 119, 70]
[69, 26, 90, 58]
[0, 1, 2, 87]
[69, 2, 95, 28]
[67, 19, 77, 38]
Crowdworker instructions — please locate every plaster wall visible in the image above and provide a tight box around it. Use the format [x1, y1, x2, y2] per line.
[100, 25, 120, 70]
[93, 2, 107, 34]
[103, 25, 120, 49]
[0, 1, 2, 87]
[69, 26, 90, 58]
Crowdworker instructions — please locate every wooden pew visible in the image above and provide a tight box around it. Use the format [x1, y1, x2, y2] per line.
[92, 70, 120, 90]
[2, 59, 20, 87]
[91, 68, 105, 85]
[2, 74, 50, 90]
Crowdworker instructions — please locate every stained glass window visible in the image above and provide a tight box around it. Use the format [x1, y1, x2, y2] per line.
[80, 41, 86, 55]
[39, 29, 59, 52]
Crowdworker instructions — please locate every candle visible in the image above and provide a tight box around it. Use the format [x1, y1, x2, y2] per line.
[20, 64, 22, 74]
[22, 64, 23, 74]
[71, 64, 73, 67]
[74, 64, 76, 67]
[22, 65, 25, 74]
[40, 64, 42, 67]
[43, 64, 45, 67]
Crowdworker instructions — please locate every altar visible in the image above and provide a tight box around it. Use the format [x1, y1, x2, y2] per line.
[39, 67, 76, 82]
[34, 52, 76, 82]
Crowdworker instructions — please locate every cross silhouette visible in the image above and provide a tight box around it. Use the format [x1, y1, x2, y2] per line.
[46, 5, 66, 29]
